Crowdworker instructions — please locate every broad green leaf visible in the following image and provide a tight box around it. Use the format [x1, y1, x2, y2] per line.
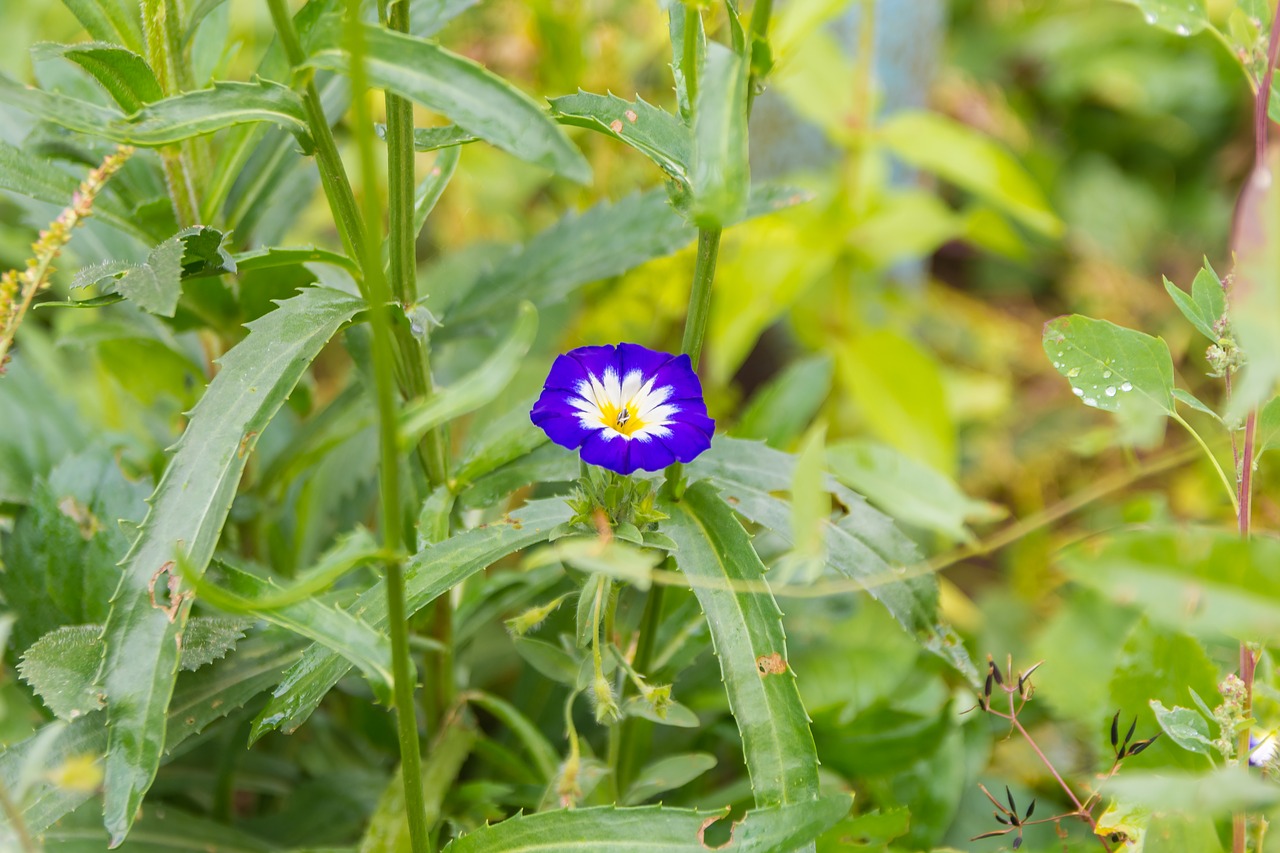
[1256, 394, 1280, 457]
[251, 498, 573, 739]
[734, 354, 833, 448]
[1043, 315, 1175, 415]
[1163, 261, 1225, 342]
[687, 437, 978, 686]
[815, 806, 910, 853]
[61, 0, 145, 54]
[1109, 768, 1280, 814]
[512, 636, 581, 686]
[1150, 700, 1214, 757]
[231, 245, 358, 275]
[308, 24, 590, 183]
[17, 618, 248, 721]
[47, 42, 162, 112]
[550, 91, 691, 183]
[623, 752, 717, 805]
[98, 287, 362, 844]
[690, 42, 749, 227]
[399, 302, 537, 447]
[42, 801, 275, 852]
[826, 440, 1004, 544]
[661, 482, 820, 806]
[1229, 150, 1280, 416]
[1117, 0, 1210, 35]
[411, 0, 480, 37]
[0, 139, 149, 242]
[114, 80, 313, 148]
[1, 449, 148, 654]
[177, 226, 238, 278]
[442, 796, 852, 853]
[0, 634, 298, 840]
[1059, 526, 1280, 644]
[452, 396, 546, 489]
[1096, 800, 1150, 852]
[183, 0, 229, 43]
[878, 111, 1062, 237]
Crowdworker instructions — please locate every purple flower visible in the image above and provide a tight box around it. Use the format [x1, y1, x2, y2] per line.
[530, 343, 715, 475]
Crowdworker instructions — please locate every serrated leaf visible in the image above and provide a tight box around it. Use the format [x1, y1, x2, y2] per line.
[252, 498, 572, 739]
[114, 79, 313, 149]
[879, 111, 1062, 237]
[42, 800, 275, 852]
[115, 233, 184, 316]
[442, 795, 851, 853]
[667, 2, 704, 124]
[1163, 262, 1225, 342]
[98, 287, 362, 844]
[46, 42, 162, 112]
[623, 752, 716, 805]
[1150, 700, 1215, 757]
[308, 23, 589, 183]
[1118, 0, 1209, 35]
[399, 302, 537, 447]
[61, 0, 145, 54]
[18, 626, 105, 721]
[1043, 315, 1175, 415]
[661, 482, 820, 806]
[71, 259, 139, 290]
[375, 121, 478, 151]
[0, 634, 298, 840]
[178, 226, 237, 278]
[690, 42, 749, 228]
[550, 90, 691, 183]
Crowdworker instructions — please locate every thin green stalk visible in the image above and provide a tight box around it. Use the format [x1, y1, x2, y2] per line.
[143, 0, 200, 226]
[342, 2, 432, 850]
[265, 0, 365, 264]
[0, 777, 37, 853]
[613, 581, 666, 794]
[682, 5, 700, 108]
[385, 0, 454, 727]
[678, 227, 722, 365]
[1171, 414, 1238, 512]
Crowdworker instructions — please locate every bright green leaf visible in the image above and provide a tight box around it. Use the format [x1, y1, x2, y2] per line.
[1109, 768, 1280, 814]
[690, 42, 749, 227]
[115, 79, 313, 149]
[47, 42, 162, 112]
[1162, 261, 1225, 342]
[623, 752, 717, 805]
[17, 626, 105, 721]
[1043, 315, 1175, 415]
[114, 233, 185, 316]
[1150, 700, 1215, 757]
[550, 90, 691, 183]
[734, 354, 833, 448]
[1116, 0, 1210, 35]
[61, 0, 145, 54]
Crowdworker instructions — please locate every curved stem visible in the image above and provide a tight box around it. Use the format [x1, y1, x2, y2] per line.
[1171, 413, 1239, 512]
[342, 3, 432, 851]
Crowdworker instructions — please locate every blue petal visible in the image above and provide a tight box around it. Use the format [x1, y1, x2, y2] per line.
[530, 409, 594, 450]
[581, 432, 678, 475]
[651, 355, 709, 411]
[615, 342, 676, 381]
[661, 419, 714, 463]
[543, 347, 608, 393]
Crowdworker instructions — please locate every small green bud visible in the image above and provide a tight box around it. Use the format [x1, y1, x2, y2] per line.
[504, 593, 570, 637]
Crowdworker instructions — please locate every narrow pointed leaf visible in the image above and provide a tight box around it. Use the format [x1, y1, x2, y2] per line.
[308, 23, 590, 182]
[690, 42, 749, 227]
[48, 42, 162, 112]
[114, 79, 313, 148]
[442, 796, 851, 853]
[413, 144, 460, 237]
[61, 0, 146, 54]
[661, 482, 820, 806]
[550, 90, 691, 182]
[1163, 261, 1225, 343]
[98, 287, 362, 844]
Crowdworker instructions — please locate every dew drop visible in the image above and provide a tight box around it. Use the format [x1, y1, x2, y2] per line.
[1120, 381, 1133, 392]
[1105, 386, 1117, 397]
[1073, 387, 1084, 397]
[1067, 367, 1081, 378]
[1174, 23, 1190, 35]
[1102, 370, 1112, 379]
[1084, 397, 1098, 407]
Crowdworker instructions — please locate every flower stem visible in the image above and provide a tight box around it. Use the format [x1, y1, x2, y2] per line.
[679, 227, 722, 366]
[141, 0, 200, 227]
[341, 3, 432, 851]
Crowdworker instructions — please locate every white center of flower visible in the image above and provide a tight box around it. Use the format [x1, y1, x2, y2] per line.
[571, 368, 678, 440]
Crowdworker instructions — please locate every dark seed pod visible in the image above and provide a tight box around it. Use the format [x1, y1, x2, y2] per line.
[1025, 799, 1036, 820]
[1110, 711, 1120, 749]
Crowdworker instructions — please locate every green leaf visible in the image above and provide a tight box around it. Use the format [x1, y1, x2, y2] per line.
[690, 42, 749, 228]
[623, 752, 717, 805]
[550, 90, 691, 183]
[735, 354, 833, 448]
[667, 2, 704, 124]
[178, 226, 238, 278]
[1043, 315, 1176, 415]
[413, 144, 460, 238]
[1109, 768, 1280, 814]
[661, 482, 820, 806]
[48, 42, 162, 112]
[0, 634, 299, 839]
[442, 796, 851, 853]
[376, 121, 478, 151]
[878, 111, 1062, 237]
[462, 691, 559, 783]
[411, 0, 480, 37]
[251, 498, 572, 739]
[178, 616, 251, 670]
[98, 287, 362, 844]
[1117, 0, 1209, 35]
[399, 302, 537, 447]
[1163, 261, 1225, 343]
[114, 233, 185, 316]
[61, 0, 146, 54]
[1059, 526, 1280, 644]
[1172, 388, 1220, 421]
[42, 800, 276, 852]
[781, 424, 828, 584]
[1255, 394, 1280, 457]
[115, 79, 313, 149]
[17, 626, 106, 721]
[687, 437, 978, 686]
[1229, 150, 1280, 416]
[512, 636, 581, 686]
[308, 24, 590, 183]
[826, 440, 1004, 544]
[230, 245, 358, 275]
[1150, 700, 1215, 757]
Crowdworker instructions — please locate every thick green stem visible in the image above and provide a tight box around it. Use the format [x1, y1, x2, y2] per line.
[342, 2, 433, 850]
[678, 227, 722, 365]
[142, 0, 200, 226]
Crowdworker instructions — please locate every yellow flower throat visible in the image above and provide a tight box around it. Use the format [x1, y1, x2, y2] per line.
[599, 400, 647, 437]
